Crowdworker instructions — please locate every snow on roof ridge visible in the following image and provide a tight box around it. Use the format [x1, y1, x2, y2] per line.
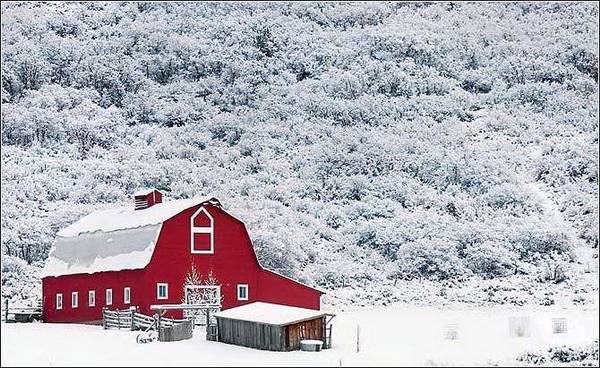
[214, 302, 331, 326]
[57, 196, 219, 238]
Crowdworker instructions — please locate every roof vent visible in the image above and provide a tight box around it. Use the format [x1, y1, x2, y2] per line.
[133, 189, 163, 210]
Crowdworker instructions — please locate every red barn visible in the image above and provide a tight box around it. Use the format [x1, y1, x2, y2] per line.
[41, 190, 323, 323]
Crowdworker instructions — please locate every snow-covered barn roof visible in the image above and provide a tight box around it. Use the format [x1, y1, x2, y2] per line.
[214, 302, 331, 326]
[43, 225, 161, 277]
[57, 197, 220, 237]
[42, 196, 219, 277]
[133, 188, 158, 196]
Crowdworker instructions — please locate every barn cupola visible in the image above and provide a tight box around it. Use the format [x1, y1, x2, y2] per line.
[133, 188, 163, 210]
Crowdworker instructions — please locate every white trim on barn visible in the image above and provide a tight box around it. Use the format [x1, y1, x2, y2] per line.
[106, 289, 113, 306]
[88, 290, 95, 307]
[190, 206, 214, 254]
[71, 292, 78, 308]
[56, 293, 62, 310]
[124, 287, 131, 304]
[237, 284, 249, 301]
[157, 283, 169, 300]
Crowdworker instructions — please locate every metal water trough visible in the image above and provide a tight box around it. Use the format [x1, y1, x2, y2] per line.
[300, 340, 323, 352]
[159, 319, 193, 342]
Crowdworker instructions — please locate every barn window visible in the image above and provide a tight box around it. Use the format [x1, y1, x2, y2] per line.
[56, 294, 63, 310]
[106, 289, 113, 306]
[237, 284, 249, 301]
[190, 207, 214, 254]
[124, 287, 131, 304]
[88, 290, 95, 307]
[157, 283, 169, 300]
[71, 292, 78, 308]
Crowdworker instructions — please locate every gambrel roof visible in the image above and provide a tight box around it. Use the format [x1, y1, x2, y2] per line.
[42, 197, 220, 277]
[57, 197, 220, 237]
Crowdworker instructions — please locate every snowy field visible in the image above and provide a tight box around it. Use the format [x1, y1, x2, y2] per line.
[2, 304, 598, 367]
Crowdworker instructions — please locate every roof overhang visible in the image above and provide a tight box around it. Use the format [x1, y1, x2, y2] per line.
[214, 302, 336, 326]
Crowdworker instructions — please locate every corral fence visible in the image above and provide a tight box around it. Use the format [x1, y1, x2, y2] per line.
[102, 307, 187, 331]
[2, 299, 42, 323]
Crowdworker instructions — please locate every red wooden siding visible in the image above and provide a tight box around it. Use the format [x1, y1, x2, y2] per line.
[42, 202, 322, 323]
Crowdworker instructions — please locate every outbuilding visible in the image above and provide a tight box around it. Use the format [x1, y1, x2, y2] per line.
[215, 302, 334, 351]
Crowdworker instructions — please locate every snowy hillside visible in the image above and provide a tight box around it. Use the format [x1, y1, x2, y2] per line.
[1, 2, 598, 307]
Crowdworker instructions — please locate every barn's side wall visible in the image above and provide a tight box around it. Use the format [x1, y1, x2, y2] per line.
[42, 269, 145, 323]
[258, 270, 322, 310]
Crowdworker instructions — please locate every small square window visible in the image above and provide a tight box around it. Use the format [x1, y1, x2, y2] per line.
[157, 283, 168, 300]
[56, 294, 63, 310]
[124, 287, 131, 304]
[106, 289, 113, 306]
[237, 284, 248, 301]
[72, 292, 78, 308]
[88, 290, 95, 307]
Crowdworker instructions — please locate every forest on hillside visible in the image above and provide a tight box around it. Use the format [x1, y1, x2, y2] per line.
[1, 2, 598, 306]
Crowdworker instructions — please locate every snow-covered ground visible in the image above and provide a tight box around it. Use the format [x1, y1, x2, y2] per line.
[2, 304, 598, 366]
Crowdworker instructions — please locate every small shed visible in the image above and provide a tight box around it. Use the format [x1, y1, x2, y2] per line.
[215, 302, 334, 351]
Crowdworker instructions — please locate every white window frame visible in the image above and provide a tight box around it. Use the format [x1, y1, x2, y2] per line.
[157, 283, 169, 300]
[124, 287, 131, 304]
[71, 292, 78, 308]
[106, 288, 113, 306]
[56, 293, 63, 310]
[190, 207, 214, 254]
[88, 290, 95, 307]
[237, 284, 249, 301]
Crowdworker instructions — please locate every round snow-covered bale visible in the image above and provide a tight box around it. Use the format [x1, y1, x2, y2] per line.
[300, 340, 323, 352]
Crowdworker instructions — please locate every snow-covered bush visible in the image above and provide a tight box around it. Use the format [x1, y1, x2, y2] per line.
[516, 340, 599, 366]
[394, 239, 468, 281]
[1, 256, 42, 306]
[464, 241, 516, 278]
[1, 255, 27, 273]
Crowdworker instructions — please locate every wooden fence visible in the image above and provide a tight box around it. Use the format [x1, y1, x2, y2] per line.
[102, 307, 188, 331]
[2, 300, 42, 323]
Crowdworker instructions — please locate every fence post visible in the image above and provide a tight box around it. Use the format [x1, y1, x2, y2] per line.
[130, 308, 135, 331]
[356, 324, 360, 353]
[117, 309, 121, 330]
[4, 299, 8, 322]
[102, 307, 107, 329]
